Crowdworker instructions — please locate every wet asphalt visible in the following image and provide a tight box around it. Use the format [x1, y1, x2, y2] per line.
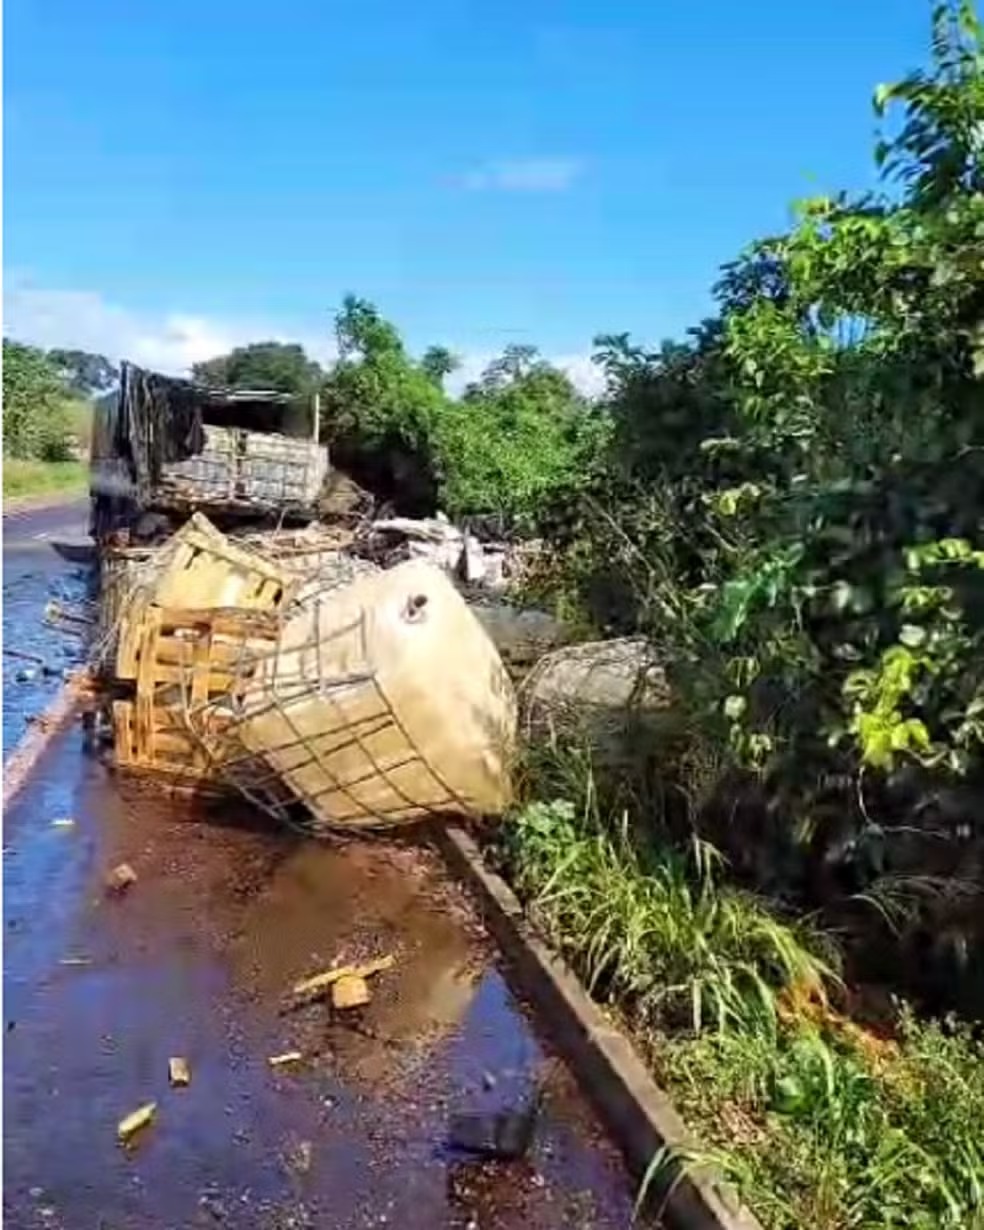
[2, 499, 642, 1229]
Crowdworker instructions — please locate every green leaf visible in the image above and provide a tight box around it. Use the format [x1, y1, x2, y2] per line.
[899, 624, 927, 648]
[724, 694, 747, 721]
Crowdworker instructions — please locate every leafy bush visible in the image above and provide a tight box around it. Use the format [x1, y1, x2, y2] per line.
[2, 339, 74, 461]
[321, 298, 606, 521]
[535, 1, 984, 1005]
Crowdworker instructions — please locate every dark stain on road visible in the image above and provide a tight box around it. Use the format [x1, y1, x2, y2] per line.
[3, 730, 639, 1229]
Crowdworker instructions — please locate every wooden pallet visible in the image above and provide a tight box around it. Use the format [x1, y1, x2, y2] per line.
[113, 604, 280, 782]
[115, 514, 292, 681]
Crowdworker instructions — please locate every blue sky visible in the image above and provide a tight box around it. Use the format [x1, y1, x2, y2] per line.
[4, 0, 932, 384]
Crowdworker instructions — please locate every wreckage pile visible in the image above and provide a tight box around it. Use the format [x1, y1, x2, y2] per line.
[90, 510, 664, 834]
[96, 513, 517, 832]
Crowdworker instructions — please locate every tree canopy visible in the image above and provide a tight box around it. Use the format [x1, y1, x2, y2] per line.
[192, 341, 323, 395]
[2, 338, 77, 460]
[47, 348, 118, 396]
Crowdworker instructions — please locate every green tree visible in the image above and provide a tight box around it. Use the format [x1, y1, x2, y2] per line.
[2, 338, 73, 460]
[192, 341, 322, 395]
[440, 346, 608, 521]
[47, 348, 118, 395]
[321, 297, 451, 512]
[420, 345, 459, 387]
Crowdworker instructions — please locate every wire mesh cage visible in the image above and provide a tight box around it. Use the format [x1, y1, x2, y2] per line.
[95, 544, 166, 679]
[160, 426, 328, 510]
[184, 561, 517, 834]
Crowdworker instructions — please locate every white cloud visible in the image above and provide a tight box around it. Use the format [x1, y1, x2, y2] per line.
[3, 278, 605, 398]
[458, 157, 584, 193]
[2, 280, 337, 375]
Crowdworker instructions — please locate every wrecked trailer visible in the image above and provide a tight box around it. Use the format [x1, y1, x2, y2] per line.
[89, 360, 328, 542]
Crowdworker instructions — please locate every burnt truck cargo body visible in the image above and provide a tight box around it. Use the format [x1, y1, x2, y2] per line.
[90, 361, 328, 542]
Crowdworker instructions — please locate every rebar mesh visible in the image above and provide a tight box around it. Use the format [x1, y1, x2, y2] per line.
[183, 581, 471, 834]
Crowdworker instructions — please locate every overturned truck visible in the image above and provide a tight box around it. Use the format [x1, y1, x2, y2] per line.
[89, 361, 328, 543]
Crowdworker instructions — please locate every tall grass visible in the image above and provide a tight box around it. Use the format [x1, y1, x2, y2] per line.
[3, 457, 88, 502]
[496, 745, 984, 1228]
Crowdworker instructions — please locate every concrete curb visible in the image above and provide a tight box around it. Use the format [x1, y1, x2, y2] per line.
[3, 679, 82, 808]
[435, 824, 765, 1230]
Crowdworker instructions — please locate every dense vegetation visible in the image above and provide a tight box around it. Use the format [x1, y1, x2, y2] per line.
[494, 5, 984, 1224]
[2, 340, 115, 498]
[541, 0, 984, 1009]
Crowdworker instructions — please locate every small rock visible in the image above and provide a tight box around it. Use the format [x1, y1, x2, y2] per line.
[282, 1139, 313, 1175]
[16, 667, 38, 683]
[482, 1070, 497, 1090]
[448, 1107, 539, 1160]
[105, 863, 138, 895]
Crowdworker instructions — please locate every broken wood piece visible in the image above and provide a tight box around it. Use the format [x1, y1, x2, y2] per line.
[105, 863, 138, 895]
[331, 974, 370, 1010]
[117, 1102, 157, 1144]
[168, 1057, 191, 1087]
[268, 1051, 303, 1069]
[290, 954, 394, 1000]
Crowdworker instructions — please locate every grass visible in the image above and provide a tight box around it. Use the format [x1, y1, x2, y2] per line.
[3, 457, 88, 503]
[494, 746, 984, 1228]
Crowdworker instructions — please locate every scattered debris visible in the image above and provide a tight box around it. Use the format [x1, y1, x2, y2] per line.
[51, 817, 76, 829]
[331, 974, 370, 1010]
[291, 954, 394, 1002]
[168, 1057, 192, 1087]
[281, 1138, 313, 1176]
[59, 957, 92, 967]
[448, 1107, 539, 1160]
[105, 863, 138, 895]
[117, 1102, 157, 1144]
[50, 539, 97, 566]
[521, 636, 671, 767]
[267, 1051, 304, 1069]
[4, 648, 47, 665]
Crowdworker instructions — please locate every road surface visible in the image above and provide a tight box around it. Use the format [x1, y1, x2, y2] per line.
[3, 498, 91, 753]
[2, 498, 644, 1229]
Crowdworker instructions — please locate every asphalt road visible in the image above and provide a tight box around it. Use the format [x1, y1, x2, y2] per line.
[1, 495, 642, 1229]
[3, 497, 91, 752]
[3, 497, 91, 582]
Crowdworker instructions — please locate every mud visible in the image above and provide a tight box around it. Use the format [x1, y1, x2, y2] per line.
[3, 730, 641, 1229]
